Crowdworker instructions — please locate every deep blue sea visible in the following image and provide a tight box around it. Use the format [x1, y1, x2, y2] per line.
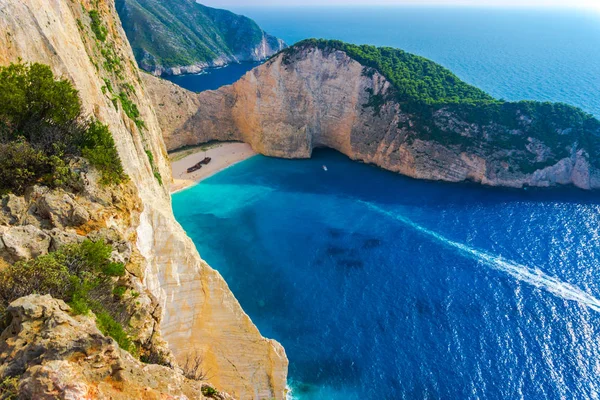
[163, 61, 260, 92]
[174, 150, 600, 399]
[171, 7, 600, 399]
[173, 7, 600, 118]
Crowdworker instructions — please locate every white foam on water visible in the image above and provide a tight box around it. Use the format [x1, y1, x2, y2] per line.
[361, 201, 600, 313]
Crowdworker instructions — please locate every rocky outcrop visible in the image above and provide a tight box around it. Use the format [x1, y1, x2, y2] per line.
[146, 46, 600, 190]
[0, 0, 288, 398]
[0, 295, 233, 399]
[0, 159, 177, 377]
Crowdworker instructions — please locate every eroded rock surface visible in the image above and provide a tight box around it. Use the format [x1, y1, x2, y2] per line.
[0, 0, 288, 397]
[145, 46, 600, 190]
[0, 295, 233, 400]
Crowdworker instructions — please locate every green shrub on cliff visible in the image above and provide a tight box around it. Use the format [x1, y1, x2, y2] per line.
[79, 121, 126, 185]
[0, 62, 126, 194]
[286, 39, 494, 105]
[89, 10, 108, 42]
[0, 141, 72, 194]
[0, 240, 136, 354]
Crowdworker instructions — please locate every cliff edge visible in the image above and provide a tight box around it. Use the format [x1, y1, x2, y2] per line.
[0, 0, 288, 398]
[146, 40, 600, 190]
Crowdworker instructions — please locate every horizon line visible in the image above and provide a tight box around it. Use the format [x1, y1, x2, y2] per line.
[209, 3, 600, 12]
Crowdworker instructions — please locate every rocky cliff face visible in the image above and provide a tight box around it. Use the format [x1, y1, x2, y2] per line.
[0, 0, 287, 398]
[147, 46, 600, 190]
[116, 0, 286, 76]
[0, 295, 233, 399]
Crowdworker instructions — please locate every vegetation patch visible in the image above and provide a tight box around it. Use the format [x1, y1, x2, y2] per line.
[0, 376, 19, 400]
[117, 91, 145, 130]
[0, 63, 126, 195]
[101, 47, 122, 73]
[115, 0, 281, 72]
[201, 385, 218, 397]
[285, 39, 494, 105]
[0, 240, 138, 355]
[89, 10, 108, 42]
[145, 150, 163, 185]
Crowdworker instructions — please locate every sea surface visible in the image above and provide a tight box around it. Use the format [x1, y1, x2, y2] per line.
[171, 7, 600, 399]
[163, 61, 260, 92]
[172, 7, 600, 118]
[173, 150, 600, 399]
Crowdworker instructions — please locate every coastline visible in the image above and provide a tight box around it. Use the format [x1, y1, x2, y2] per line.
[169, 142, 257, 194]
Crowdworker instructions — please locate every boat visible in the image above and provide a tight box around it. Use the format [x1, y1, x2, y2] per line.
[200, 157, 212, 165]
[323, 165, 328, 171]
[187, 162, 203, 173]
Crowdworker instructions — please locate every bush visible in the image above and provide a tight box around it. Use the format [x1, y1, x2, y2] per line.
[0, 251, 71, 303]
[95, 310, 136, 354]
[0, 141, 50, 194]
[182, 352, 208, 381]
[0, 376, 19, 400]
[89, 10, 108, 42]
[201, 385, 218, 397]
[0, 63, 81, 131]
[0, 63, 126, 194]
[117, 92, 145, 130]
[79, 121, 126, 185]
[145, 150, 163, 185]
[0, 240, 136, 355]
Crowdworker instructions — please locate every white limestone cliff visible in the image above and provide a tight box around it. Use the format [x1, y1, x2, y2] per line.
[0, 0, 288, 398]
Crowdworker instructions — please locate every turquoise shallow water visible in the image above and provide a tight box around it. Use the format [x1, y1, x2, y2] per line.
[173, 150, 600, 399]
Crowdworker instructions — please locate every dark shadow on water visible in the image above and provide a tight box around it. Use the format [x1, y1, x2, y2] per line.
[362, 238, 382, 249]
[290, 357, 362, 387]
[328, 228, 344, 238]
[326, 246, 347, 256]
[336, 259, 365, 269]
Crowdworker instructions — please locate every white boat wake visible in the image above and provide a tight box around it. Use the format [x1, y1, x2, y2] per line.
[361, 201, 600, 313]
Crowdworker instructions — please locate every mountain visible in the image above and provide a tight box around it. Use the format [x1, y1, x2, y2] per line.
[115, 0, 287, 75]
[144, 39, 600, 189]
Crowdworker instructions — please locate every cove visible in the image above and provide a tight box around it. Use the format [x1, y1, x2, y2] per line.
[162, 62, 261, 93]
[172, 149, 600, 399]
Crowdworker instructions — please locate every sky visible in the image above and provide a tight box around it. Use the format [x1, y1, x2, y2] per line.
[200, 0, 600, 10]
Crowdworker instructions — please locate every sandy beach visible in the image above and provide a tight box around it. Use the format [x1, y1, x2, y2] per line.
[170, 142, 256, 193]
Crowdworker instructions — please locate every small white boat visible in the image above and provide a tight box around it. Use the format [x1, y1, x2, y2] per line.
[323, 165, 328, 171]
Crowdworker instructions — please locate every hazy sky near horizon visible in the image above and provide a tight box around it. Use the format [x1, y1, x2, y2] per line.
[201, 0, 599, 10]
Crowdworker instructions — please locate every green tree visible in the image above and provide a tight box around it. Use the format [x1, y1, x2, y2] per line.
[0, 63, 126, 193]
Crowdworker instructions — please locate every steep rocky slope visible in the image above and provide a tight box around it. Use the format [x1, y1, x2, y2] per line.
[0, 295, 233, 399]
[0, 0, 287, 398]
[146, 42, 600, 189]
[116, 0, 286, 75]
